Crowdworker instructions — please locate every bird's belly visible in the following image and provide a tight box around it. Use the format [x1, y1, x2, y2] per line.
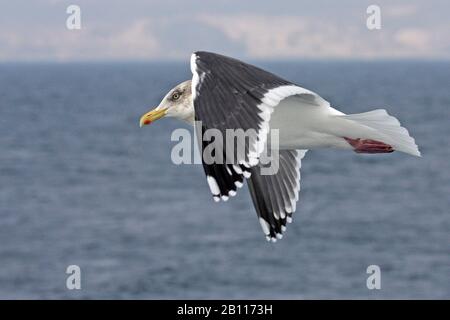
[267, 96, 350, 150]
[274, 129, 342, 150]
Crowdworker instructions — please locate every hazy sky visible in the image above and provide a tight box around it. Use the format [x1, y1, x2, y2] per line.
[0, 0, 449, 61]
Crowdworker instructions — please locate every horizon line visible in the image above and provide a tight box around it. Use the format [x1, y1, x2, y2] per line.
[1, 57, 450, 64]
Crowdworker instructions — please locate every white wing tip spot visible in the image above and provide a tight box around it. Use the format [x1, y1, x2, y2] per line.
[206, 175, 220, 195]
[259, 218, 271, 236]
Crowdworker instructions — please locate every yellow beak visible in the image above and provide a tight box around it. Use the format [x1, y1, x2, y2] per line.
[139, 108, 167, 127]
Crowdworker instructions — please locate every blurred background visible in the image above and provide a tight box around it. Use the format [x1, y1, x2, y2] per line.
[0, 0, 449, 299]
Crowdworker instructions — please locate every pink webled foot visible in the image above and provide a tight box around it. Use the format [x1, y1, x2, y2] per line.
[344, 137, 394, 154]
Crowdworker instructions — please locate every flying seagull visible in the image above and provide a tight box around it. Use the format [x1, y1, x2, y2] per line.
[139, 51, 420, 242]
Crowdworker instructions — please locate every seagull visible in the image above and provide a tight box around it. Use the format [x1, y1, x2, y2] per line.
[139, 51, 420, 242]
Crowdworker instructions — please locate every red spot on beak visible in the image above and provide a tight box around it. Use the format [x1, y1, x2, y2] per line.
[143, 119, 151, 125]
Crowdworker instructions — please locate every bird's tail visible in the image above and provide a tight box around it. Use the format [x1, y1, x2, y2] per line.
[333, 109, 421, 157]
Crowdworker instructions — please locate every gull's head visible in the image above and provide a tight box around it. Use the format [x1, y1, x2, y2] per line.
[139, 80, 194, 127]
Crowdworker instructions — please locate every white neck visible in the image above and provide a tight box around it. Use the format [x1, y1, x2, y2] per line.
[181, 99, 195, 126]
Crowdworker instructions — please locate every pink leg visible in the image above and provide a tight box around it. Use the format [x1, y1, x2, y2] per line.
[344, 137, 394, 154]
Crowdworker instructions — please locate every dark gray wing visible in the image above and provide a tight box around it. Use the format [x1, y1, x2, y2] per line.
[247, 150, 307, 241]
[196, 123, 249, 201]
[191, 51, 292, 166]
[191, 51, 318, 201]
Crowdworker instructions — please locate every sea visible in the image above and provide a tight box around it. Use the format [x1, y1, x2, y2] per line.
[0, 60, 449, 299]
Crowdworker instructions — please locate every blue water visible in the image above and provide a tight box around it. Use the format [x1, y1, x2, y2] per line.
[0, 61, 449, 299]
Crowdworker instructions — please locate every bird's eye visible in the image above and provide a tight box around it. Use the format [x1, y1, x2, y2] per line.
[172, 92, 180, 100]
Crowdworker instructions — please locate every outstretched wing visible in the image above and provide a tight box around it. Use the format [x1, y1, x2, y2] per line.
[247, 150, 307, 241]
[191, 51, 320, 200]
